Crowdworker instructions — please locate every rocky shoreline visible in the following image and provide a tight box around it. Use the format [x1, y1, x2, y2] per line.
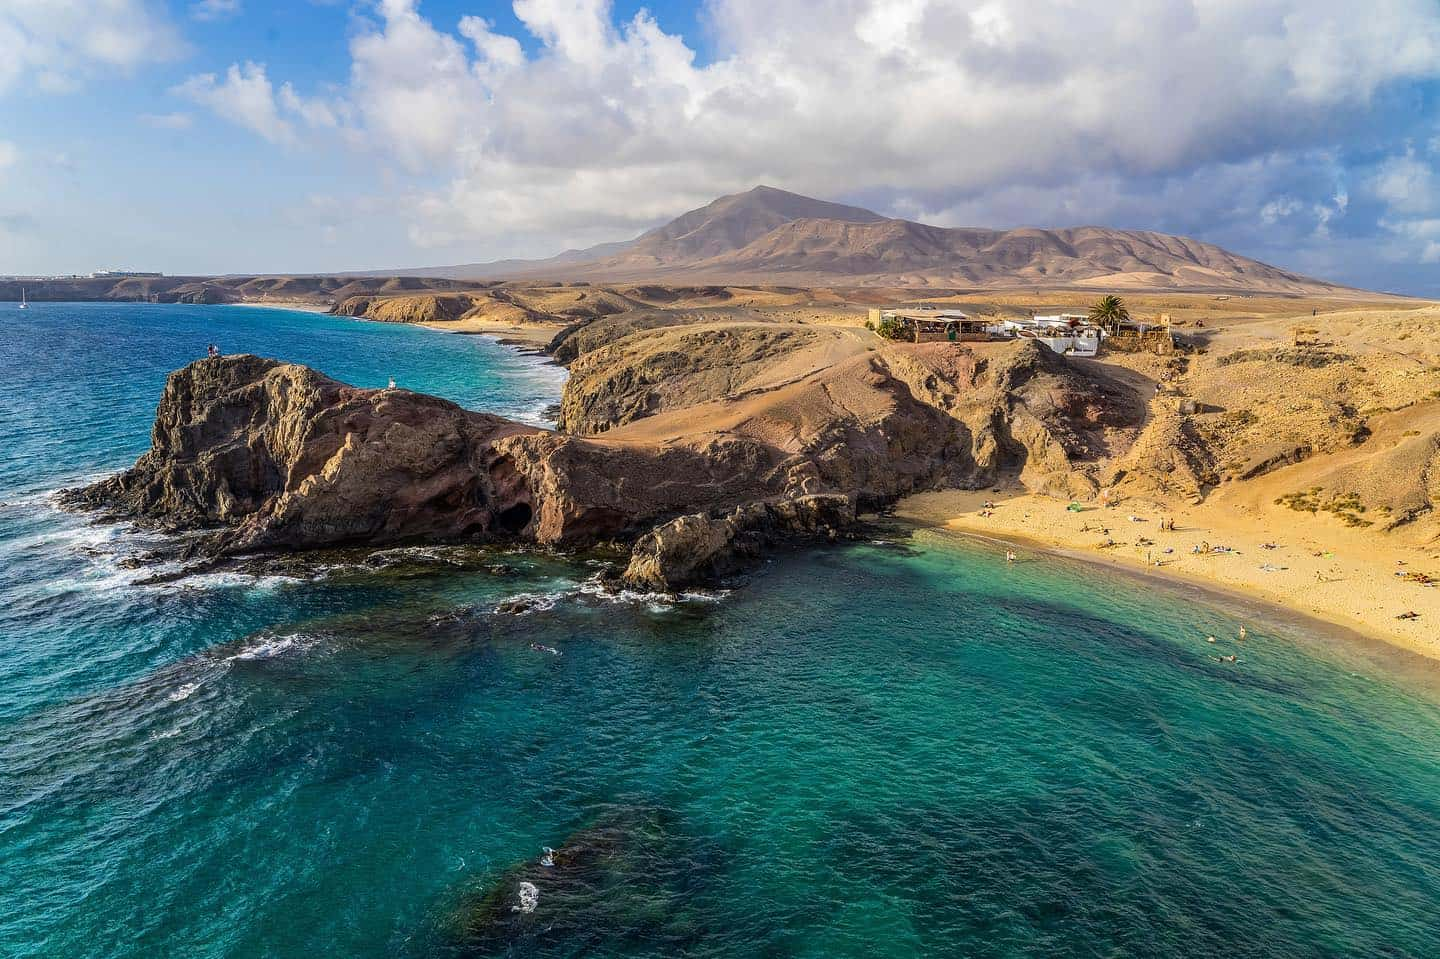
[62, 317, 1144, 591]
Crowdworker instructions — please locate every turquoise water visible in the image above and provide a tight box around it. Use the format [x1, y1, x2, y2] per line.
[4, 304, 1440, 957]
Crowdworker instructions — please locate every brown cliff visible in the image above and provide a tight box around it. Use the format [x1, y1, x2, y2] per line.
[69, 330, 1145, 587]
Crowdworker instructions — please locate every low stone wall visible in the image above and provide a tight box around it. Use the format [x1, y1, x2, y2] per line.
[1105, 329, 1175, 355]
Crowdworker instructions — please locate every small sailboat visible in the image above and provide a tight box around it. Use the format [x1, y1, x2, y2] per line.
[18, 287, 27, 309]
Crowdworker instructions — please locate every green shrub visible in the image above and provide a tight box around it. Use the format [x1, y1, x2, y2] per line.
[875, 315, 911, 340]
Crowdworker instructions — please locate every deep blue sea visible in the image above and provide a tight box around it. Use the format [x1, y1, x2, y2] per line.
[4, 303, 1440, 958]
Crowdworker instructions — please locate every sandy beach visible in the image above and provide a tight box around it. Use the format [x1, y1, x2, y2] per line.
[415, 318, 558, 348]
[898, 488, 1440, 660]
[229, 300, 333, 314]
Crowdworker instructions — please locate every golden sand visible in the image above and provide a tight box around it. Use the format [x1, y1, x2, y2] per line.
[897, 488, 1440, 660]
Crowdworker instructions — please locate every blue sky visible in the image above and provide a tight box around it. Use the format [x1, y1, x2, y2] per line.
[2, 0, 1439, 295]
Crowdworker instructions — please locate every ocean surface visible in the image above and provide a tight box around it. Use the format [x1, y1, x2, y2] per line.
[4, 302, 1440, 958]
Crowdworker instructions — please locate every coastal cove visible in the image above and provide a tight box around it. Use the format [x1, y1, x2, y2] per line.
[899, 490, 1440, 663]
[6, 304, 1440, 956]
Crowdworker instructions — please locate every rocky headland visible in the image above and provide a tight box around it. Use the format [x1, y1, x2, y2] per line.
[64, 313, 1143, 590]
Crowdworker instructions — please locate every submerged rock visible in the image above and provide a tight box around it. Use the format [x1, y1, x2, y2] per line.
[448, 806, 714, 956]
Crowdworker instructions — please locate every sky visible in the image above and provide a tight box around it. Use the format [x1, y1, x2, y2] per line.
[1, 0, 1439, 295]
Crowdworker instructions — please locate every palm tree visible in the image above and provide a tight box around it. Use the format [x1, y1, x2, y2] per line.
[1089, 294, 1130, 334]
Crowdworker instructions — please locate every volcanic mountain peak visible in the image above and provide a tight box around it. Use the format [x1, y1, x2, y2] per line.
[363, 185, 1349, 293]
[624, 185, 890, 263]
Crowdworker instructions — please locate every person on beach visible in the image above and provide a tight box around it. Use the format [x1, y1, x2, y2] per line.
[206, 343, 219, 359]
[388, 377, 396, 389]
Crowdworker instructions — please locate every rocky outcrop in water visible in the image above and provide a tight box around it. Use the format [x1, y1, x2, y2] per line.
[66, 355, 546, 551]
[621, 493, 855, 591]
[66, 355, 780, 564]
[69, 333, 1143, 587]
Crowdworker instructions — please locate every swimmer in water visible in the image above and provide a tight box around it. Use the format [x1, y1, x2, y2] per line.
[540, 847, 556, 867]
[1006, 550, 1016, 563]
[530, 642, 561, 656]
[1206, 636, 1217, 643]
[1238, 626, 1247, 640]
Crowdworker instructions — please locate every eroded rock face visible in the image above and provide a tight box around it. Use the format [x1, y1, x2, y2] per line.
[885, 340, 1142, 499]
[492, 431, 778, 546]
[66, 356, 779, 560]
[621, 493, 855, 591]
[558, 325, 818, 434]
[70, 335, 1145, 589]
[67, 356, 546, 551]
[579, 337, 1144, 508]
[331, 293, 482, 323]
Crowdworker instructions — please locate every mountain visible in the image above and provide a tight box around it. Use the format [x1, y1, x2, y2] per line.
[370, 186, 1350, 293]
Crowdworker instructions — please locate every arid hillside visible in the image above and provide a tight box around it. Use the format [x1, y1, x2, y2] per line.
[355, 186, 1357, 294]
[66, 276, 1440, 650]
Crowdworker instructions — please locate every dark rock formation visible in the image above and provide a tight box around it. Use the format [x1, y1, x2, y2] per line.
[65, 355, 779, 565]
[621, 493, 855, 591]
[65, 355, 545, 551]
[67, 334, 1144, 588]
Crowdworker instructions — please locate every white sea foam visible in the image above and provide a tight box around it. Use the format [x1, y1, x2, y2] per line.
[228, 634, 309, 662]
[0, 489, 61, 511]
[514, 881, 540, 914]
[168, 682, 201, 702]
[173, 571, 300, 591]
[490, 573, 730, 617]
[494, 591, 564, 615]
[572, 573, 729, 608]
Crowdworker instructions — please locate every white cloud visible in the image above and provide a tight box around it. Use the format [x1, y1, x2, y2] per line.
[140, 111, 195, 129]
[0, 0, 184, 95]
[175, 62, 296, 144]
[0, 141, 18, 172]
[286, 0, 1440, 256]
[159, 0, 1440, 281]
[174, 59, 353, 146]
[1372, 147, 1440, 264]
[191, 0, 242, 21]
[1371, 149, 1437, 215]
[1260, 197, 1305, 225]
